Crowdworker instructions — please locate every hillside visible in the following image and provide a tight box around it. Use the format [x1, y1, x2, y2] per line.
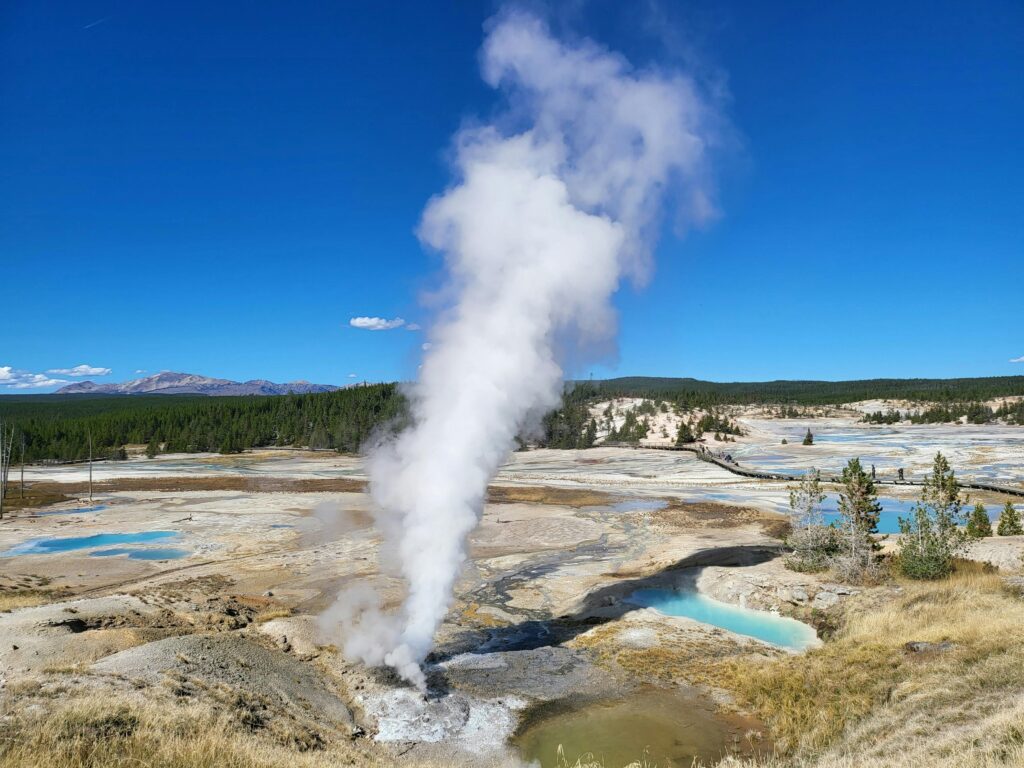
[0, 385, 404, 462]
[587, 375, 1024, 405]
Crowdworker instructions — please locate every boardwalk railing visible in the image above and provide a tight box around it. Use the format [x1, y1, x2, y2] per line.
[619, 442, 1024, 499]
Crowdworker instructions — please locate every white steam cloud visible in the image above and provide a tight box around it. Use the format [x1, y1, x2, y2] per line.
[322, 11, 723, 690]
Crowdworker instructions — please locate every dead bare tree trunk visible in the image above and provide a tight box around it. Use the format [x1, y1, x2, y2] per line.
[0, 423, 13, 520]
[87, 429, 94, 503]
[20, 433, 25, 499]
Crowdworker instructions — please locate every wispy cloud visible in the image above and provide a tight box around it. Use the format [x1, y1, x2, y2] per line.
[405, 323, 422, 331]
[0, 366, 67, 390]
[135, 369, 147, 374]
[349, 316, 406, 331]
[83, 15, 111, 30]
[1011, 356, 1024, 364]
[47, 364, 111, 377]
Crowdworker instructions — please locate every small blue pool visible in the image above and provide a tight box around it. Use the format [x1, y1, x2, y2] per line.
[36, 505, 108, 517]
[91, 547, 189, 560]
[628, 588, 818, 650]
[2, 531, 179, 557]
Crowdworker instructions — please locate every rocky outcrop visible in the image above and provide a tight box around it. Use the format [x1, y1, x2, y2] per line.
[697, 563, 859, 614]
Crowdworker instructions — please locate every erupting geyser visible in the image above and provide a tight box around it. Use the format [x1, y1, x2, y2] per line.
[321, 9, 724, 690]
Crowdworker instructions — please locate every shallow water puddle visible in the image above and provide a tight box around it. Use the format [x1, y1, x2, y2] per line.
[1, 530, 181, 557]
[91, 547, 189, 560]
[628, 588, 818, 650]
[35, 504, 108, 517]
[515, 689, 766, 768]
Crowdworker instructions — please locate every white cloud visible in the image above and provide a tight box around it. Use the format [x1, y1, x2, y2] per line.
[349, 316, 406, 331]
[0, 366, 67, 389]
[135, 369, 147, 374]
[405, 323, 422, 331]
[347, 373, 357, 378]
[1011, 356, 1024, 364]
[47, 364, 111, 377]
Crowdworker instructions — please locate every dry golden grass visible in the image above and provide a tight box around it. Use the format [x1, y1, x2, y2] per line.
[486, 484, 618, 507]
[252, 607, 294, 624]
[0, 693, 392, 768]
[0, 575, 68, 612]
[705, 571, 1024, 766]
[0, 485, 70, 511]
[0, 590, 56, 612]
[649, 501, 791, 539]
[563, 572, 1024, 768]
[570, 620, 771, 690]
[36, 475, 367, 496]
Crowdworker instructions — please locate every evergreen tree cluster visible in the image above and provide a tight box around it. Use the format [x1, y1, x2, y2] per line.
[585, 375, 1024, 407]
[540, 382, 600, 449]
[607, 410, 650, 443]
[769, 405, 817, 419]
[861, 409, 904, 424]
[782, 457, 882, 582]
[908, 402, 995, 425]
[995, 400, 1024, 425]
[896, 453, 970, 580]
[0, 385, 405, 462]
[695, 411, 743, 437]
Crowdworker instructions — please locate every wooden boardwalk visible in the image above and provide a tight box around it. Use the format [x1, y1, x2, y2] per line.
[637, 443, 1024, 499]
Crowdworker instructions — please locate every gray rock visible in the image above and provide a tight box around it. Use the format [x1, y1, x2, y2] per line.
[441, 646, 624, 701]
[904, 641, 956, 653]
[812, 591, 839, 609]
[92, 634, 351, 728]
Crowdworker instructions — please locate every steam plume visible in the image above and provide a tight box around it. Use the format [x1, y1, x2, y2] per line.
[322, 10, 723, 690]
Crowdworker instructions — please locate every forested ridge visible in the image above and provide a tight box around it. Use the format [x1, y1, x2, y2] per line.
[2, 374, 1021, 463]
[587, 375, 1024, 406]
[0, 385, 405, 462]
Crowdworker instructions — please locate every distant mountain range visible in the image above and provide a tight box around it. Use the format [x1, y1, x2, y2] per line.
[56, 372, 339, 397]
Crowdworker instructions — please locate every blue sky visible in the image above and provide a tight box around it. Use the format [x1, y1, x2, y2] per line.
[2, 1, 1022, 391]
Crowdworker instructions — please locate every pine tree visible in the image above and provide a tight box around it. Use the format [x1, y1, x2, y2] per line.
[802, 428, 814, 446]
[145, 437, 159, 459]
[897, 452, 969, 579]
[675, 419, 695, 446]
[785, 468, 838, 572]
[966, 502, 993, 538]
[997, 502, 1023, 536]
[833, 457, 882, 581]
[583, 419, 597, 448]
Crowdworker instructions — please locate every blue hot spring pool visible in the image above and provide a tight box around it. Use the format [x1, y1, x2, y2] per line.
[1, 531, 181, 558]
[821, 497, 1017, 535]
[91, 547, 189, 560]
[628, 588, 818, 650]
